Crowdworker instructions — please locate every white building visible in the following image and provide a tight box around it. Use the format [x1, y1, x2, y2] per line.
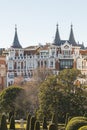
[6, 25, 87, 86]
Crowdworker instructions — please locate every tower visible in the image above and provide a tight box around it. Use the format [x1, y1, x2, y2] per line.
[69, 24, 77, 46]
[54, 24, 61, 46]
[11, 25, 22, 48]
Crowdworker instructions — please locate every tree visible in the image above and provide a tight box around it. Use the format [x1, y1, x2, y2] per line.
[33, 67, 53, 84]
[0, 86, 23, 112]
[26, 113, 31, 130]
[14, 82, 39, 116]
[9, 116, 15, 130]
[37, 69, 87, 122]
[1, 114, 7, 130]
[30, 116, 36, 130]
[8, 111, 14, 122]
[13, 68, 52, 116]
[34, 121, 40, 130]
[43, 116, 47, 130]
[38, 75, 62, 119]
[58, 68, 81, 93]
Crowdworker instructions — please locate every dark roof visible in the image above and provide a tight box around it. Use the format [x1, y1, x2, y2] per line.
[11, 25, 22, 49]
[53, 24, 61, 46]
[53, 24, 78, 46]
[78, 43, 85, 49]
[69, 24, 77, 46]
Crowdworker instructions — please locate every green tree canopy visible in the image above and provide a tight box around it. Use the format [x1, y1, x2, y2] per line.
[58, 68, 81, 92]
[38, 69, 87, 122]
[0, 86, 23, 112]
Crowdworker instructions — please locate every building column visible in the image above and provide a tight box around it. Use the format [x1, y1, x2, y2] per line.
[73, 60, 76, 68]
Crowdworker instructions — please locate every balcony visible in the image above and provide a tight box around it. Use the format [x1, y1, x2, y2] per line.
[8, 75, 14, 79]
[58, 54, 73, 59]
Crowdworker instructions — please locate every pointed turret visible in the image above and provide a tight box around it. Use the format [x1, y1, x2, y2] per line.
[54, 24, 61, 46]
[11, 25, 22, 48]
[69, 24, 77, 46]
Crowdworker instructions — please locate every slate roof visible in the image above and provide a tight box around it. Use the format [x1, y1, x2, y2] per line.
[78, 43, 85, 49]
[11, 25, 22, 48]
[69, 24, 77, 46]
[53, 24, 61, 46]
[53, 24, 78, 46]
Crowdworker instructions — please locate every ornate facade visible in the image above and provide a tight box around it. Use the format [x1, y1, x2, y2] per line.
[6, 25, 87, 86]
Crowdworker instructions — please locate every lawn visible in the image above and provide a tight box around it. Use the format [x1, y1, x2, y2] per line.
[7, 122, 26, 129]
[7, 122, 65, 130]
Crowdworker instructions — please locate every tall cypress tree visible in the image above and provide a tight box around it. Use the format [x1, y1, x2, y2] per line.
[43, 116, 47, 129]
[9, 116, 15, 130]
[9, 111, 14, 122]
[30, 116, 36, 130]
[26, 113, 31, 130]
[1, 114, 7, 130]
[34, 121, 40, 130]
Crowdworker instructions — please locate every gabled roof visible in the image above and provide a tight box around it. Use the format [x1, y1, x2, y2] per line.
[69, 24, 77, 46]
[53, 24, 61, 46]
[11, 25, 22, 49]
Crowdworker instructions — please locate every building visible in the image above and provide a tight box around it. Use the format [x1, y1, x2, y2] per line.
[0, 55, 7, 90]
[6, 25, 87, 86]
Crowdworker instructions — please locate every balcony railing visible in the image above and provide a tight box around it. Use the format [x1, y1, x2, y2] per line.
[58, 54, 73, 59]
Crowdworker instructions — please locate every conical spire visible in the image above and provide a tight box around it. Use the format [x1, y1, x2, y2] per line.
[54, 24, 61, 45]
[69, 24, 77, 46]
[11, 25, 22, 48]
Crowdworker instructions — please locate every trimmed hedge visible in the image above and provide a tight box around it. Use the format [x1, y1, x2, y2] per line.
[43, 116, 47, 129]
[1, 114, 7, 130]
[30, 116, 36, 130]
[69, 116, 87, 122]
[78, 125, 87, 130]
[65, 119, 87, 130]
[9, 116, 15, 130]
[26, 113, 31, 130]
[48, 123, 57, 130]
[34, 121, 40, 130]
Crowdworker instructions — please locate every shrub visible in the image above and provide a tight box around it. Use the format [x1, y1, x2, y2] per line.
[26, 113, 31, 130]
[84, 112, 87, 117]
[43, 116, 47, 129]
[34, 121, 40, 130]
[30, 116, 36, 130]
[66, 119, 87, 130]
[9, 116, 15, 130]
[8, 111, 14, 122]
[1, 114, 7, 130]
[48, 123, 57, 130]
[78, 125, 87, 130]
[69, 116, 87, 122]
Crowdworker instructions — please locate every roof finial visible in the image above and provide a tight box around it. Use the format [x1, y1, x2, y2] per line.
[71, 23, 73, 28]
[56, 23, 58, 28]
[15, 24, 17, 31]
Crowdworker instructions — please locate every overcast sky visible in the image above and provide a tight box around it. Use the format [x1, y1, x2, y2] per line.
[0, 0, 87, 48]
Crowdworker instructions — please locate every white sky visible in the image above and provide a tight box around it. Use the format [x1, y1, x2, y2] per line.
[0, 0, 87, 48]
